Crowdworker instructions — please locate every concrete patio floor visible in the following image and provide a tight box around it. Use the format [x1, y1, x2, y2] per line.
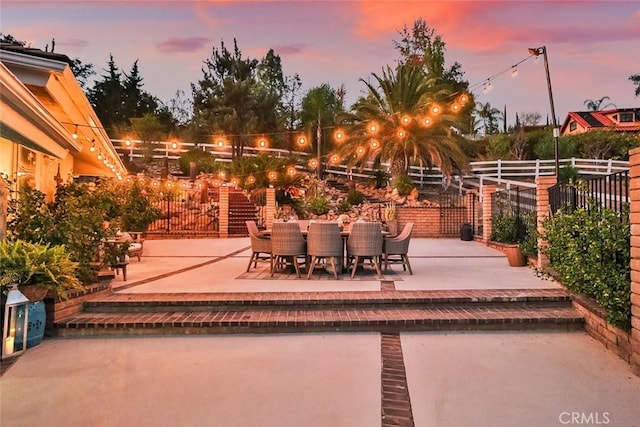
[2, 238, 639, 426]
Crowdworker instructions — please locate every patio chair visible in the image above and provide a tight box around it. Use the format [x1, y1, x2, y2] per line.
[120, 231, 144, 261]
[383, 222, 414, 274]
[306, 222, 343, 279]
[246, 220, 272, 273]
[346, 222, 383, 279]
[270, 222, 307, 278]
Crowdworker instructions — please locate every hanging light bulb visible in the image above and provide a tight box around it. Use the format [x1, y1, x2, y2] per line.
[356, 146, 365, 156]
[368, 122, 379, 134]
[268, 171, 277, 181]
[459, 93, 469, 104]
[483, 80, 493, 93]
[308, 159, 318, 169]
[333, 129, 345, 142]
[72, 125, 78, 139]
[297, 135, 307, 146]
[422, 117, 432, 127]
[124, 139, 132, 147]
[247, 175, 256, 184]
[397, 129, 406, 139]
[370, 139, 379, 149]
[401, 115, 411, 125]
[511, 66, 519, 78]
[451, 103, 461, 113]
[170, 141, 179, 150]
[97, 151, 103, 161]
[89, 139, 96, 152]
[287, 166, 296, 176]
[431, 104, 441, 115]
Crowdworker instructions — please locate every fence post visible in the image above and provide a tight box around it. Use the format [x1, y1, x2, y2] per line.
[482, 185, 496, 242]
[535, 176, 557, 270]
[219, 185, 229, 238]
[265, 187, 276, 230]
[628, 147, 640, 375]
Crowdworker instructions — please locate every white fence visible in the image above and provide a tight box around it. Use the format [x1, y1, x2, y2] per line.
[112, 139, 629, 190]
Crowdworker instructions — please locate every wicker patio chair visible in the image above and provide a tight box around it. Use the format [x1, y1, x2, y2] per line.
[306, 222, 343, 279]
[346, 222, 384, 279]
[246, 220, 272, 272]
[270, 222, 307, 278]
[383, 222, 414, 274]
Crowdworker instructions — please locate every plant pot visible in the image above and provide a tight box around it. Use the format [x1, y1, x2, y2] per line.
[19, 285, 49, 302]
[14, 301, 46, 348]
[385, 219, 398, 237]
[504, 245, 527, 267]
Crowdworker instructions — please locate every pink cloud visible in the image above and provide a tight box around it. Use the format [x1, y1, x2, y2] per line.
[273, 44, 307, 55]
[56, 38, 88, 49]
[155, 37, 210, 54]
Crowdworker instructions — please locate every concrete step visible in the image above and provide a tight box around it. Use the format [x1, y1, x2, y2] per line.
[53, 289, 583, 336]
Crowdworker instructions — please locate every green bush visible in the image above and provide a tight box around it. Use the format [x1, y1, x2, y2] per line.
[346, 189, 365, 206]
[120, 181, 161, 232]
[337, 200, 352, 213]
[393, 174, 415, 197]
[369, 170, 389, 189]
[490, 212, 519, 244]
[306, 197, 331, 216]
[542, 205, 630, 330]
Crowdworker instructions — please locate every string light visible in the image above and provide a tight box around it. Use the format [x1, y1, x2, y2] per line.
[511, 66, 519, 78]
[72, 125, 78, 139]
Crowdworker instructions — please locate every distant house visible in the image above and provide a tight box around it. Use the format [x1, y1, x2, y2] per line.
[0, 44, 124, 201]
[560, 108, 640, 136]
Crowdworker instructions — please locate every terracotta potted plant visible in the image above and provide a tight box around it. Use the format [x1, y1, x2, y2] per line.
[490, 211, 527, 267]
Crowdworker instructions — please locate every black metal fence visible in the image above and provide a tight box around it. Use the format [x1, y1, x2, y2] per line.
[548, 170, 629, 217]
[491, 186, 537, 243]
[147, 189, 220, 235]
[438, 192, 469, 235]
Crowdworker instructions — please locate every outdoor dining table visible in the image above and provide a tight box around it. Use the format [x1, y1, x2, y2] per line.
[259, 222, 389, 273]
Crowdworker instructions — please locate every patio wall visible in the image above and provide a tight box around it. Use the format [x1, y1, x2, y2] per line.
[396, 207, 448, 238]
[628, 148, 640, 375]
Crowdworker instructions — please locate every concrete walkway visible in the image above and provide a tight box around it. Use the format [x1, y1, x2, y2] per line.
[2, 238, 639, 426]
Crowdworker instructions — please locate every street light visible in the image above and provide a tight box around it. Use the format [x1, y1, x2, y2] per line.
[528, 46, 560, 178]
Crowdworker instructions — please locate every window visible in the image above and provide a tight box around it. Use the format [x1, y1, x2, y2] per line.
[569, 121, 577, 131]
[620, 112, 633, 122]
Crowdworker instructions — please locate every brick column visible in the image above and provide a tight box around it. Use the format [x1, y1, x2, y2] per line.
[265, 187, 276, 230]
[218, 185, 229, 238]
[628, 147, 640, 375]
[482, 185, 496, 242]
[466, 190, 477, 234]
[535, 176, 557, 270]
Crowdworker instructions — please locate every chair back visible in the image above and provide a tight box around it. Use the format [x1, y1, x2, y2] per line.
[307, 222, 343, 257]
[246, 220, 271, 253]
[347, 222, 383, 257]
[386, 222, 413, 254]
[271, 222, 306, 256]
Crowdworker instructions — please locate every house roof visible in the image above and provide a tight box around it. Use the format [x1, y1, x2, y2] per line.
[560, 108, 640, 133]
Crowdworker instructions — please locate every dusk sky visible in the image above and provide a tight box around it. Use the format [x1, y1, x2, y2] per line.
[3, 1, 639, 127]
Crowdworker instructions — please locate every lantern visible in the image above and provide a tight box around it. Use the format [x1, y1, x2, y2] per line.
[2, 285, 29, 359]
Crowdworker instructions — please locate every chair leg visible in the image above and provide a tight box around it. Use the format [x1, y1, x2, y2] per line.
[372, 256, 382, 278]
[404, 255, 413, 275]
[328, 257, 338, 280]
[270, 255, 276, 277]
[307, 256, 318, 279]
[384, 254, 389, 271]
[246, 253, 255, 272]
[292, 256, 301, 278]
[350, 256, 360, 279]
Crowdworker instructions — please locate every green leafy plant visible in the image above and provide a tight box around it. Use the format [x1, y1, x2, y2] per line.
[0, 240, 83, 300]
[392, 174, 415, 197]
[306, 196, 331, 216]
[518, 211, 538, 258]
[346, 189, 365, 206]
[542, 203, 630, 330]
[337, 200, 352, 213]
[120, 180, 161, 232]
[490, 212, 519, 244]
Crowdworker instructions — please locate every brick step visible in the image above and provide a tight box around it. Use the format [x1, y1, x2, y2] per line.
[53, 305, 583, 337]
[53, 289, 582, 336]
[82, 289, 572, 313]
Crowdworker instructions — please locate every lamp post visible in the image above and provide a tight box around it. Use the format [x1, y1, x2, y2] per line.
[528, 46, 560, 178]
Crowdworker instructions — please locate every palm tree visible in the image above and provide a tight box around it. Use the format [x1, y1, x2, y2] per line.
[334, 63, 469, 180]
[475, 102, 501, 135]
[300, 84, 340, 179]
[583, 96, 616, 111]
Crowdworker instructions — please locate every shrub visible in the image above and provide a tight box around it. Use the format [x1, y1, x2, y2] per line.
[370, 170, 389, 189]
[337, 200, 352, 213]
[542, 205, 630, 330]
[306, 197, 331, 216]
[346, 189, 365, 206]
[393, 175, 415, 197]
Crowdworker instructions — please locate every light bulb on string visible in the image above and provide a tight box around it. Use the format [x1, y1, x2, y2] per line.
[72, 125, 78, 139]
[511, 67, 519, 78]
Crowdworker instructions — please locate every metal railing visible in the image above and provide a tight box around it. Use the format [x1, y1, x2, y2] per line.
[548, 170, 629, 217]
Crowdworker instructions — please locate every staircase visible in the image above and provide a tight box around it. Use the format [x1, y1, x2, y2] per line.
[53, 288, 583, 337]
[228, 189, 259, 236]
